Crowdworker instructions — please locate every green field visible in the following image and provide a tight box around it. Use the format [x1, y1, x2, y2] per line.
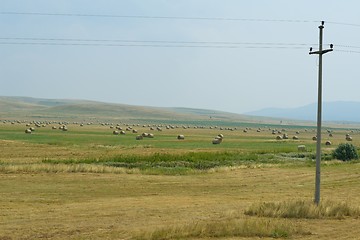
[1, 120, 360, 239]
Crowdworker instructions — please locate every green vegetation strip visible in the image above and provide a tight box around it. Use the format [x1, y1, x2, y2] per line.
[42, 151, 302, 171]
[4, 151, 358, 174]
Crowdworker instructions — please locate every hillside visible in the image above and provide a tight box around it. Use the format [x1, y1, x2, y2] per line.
[3, 96, 360, 127]
[0, 96, 268, 124]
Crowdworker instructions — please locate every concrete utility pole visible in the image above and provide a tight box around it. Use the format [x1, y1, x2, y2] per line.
[309, 21, 333, 205]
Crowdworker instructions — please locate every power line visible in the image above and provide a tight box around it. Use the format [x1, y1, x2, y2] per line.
[2, 12, 360, 28]
[0, 41, 309, 49]
[1, 38, 360, 53]
[0, 11, 319, 23]
[332, 44, 360, 54]
[327, 21, 360, 27]
[3, 41, 359, 54]
[335, 49, 360, 54]
[2, 35, 360, 54]
[336, 44, 360, 49]
[0, 37, 314, 46]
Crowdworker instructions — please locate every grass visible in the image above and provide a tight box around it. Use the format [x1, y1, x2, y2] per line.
[1, 164, 360, 239]
[1, 122, 360, 239]
[133, 217, 308, 239]
[245, 200, 360, 219]
[42, 151, 276, 170]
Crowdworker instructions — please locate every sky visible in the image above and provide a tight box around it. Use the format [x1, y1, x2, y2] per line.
[1, 0, 360, 114]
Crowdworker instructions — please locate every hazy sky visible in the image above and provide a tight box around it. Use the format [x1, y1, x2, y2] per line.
[1, 1, 360, 113]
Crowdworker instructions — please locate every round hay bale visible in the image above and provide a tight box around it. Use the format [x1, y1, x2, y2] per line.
[346, 136, 353, 141]
[212, 138, 222, 144]
[177, 134, 185, 140]
[298, 145, 306, 152]
[25, 129, 32, 134]
[325, 140, 332, 146]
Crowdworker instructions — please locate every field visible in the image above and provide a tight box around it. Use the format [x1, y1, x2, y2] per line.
[1, 120, 360, 239]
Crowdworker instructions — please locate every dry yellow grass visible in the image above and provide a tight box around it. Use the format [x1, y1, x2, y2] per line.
[1, 123, 360, 239]
[1, 164, 360, 239]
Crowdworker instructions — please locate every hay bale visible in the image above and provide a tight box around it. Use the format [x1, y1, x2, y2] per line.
[346, 136, 353, 141]
[177, 134, 185, 140]
[212, 138, 222, 144]
[298, 145, 306, 152]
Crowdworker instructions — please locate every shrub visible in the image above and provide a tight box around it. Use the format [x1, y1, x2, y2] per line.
[332, 143, 359, 161]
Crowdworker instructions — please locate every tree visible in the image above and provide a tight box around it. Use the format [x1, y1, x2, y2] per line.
[332, 143, 359, 161]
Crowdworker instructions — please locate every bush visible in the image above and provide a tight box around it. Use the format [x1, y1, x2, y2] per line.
[332, 143, 359, 161]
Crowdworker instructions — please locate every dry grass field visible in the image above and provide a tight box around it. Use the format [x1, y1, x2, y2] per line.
[1, 121, 360, 239]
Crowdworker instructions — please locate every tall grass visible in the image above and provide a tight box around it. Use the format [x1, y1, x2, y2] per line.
[133, 217, 308, 240]
[42, 151, 291, 171]
[3, 150, 340, 174]
[0, 163, 140, 174]
[245, 200, 360, 219]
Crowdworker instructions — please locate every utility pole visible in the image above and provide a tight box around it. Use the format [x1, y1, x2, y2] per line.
[309, 21, 333, 205]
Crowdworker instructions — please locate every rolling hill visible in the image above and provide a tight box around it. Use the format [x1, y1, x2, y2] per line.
[0, 96, 267, 125]
[2, 96, 360, 126]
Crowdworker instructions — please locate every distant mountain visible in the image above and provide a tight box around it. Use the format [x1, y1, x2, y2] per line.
[246, 101, 360, 123]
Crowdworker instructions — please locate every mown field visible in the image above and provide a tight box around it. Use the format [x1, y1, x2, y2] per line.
[1, 120, 360, 239]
